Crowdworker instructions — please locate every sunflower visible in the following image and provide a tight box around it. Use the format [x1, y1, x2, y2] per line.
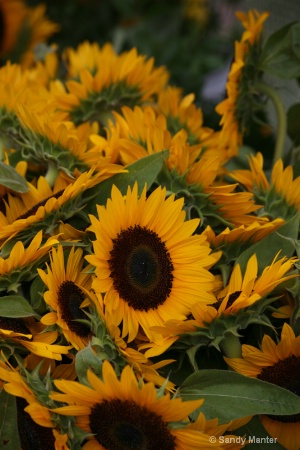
[15, 105, 92, 173]
[215, 10, 269, 157]
[202, 219, 285, 249]
[213, 252, 298, 316]
[86, 183, 217, 343]
[107, 104, 206, 179]
[232, 152, 300, 220]
[142, 251, 298, 357]
[53, 42, 169, 127]
[0, 0, 58, 67]
[224, 323, 300, 450]
[156, 85, 215, 147]
[0, 164, 124, 246]
[0, 230, 58, 276]
[51, 359, 223, 450]
[0, 363, 70, 449]
[103, 311, 176, 391]
[0, 315, 72, 360]
[38, 245, 94, 350]
[187, 412, 251, 449]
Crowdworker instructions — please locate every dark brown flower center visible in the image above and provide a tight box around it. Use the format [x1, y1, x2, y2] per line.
[258, 355, 300, 423]
[16, 397, 56, 450]
[89, 399, 176, 450]
[108, 225, 174, 311]
[16, 190, 64, 220]
[58, 280, 90, 337]
[212, 291, 242, 310]
[0, 195, 7, 215]
[0, 317, 32, 340]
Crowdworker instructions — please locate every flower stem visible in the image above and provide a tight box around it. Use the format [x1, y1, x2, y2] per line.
[220, 334, 242, 358]
[45, 162, 59, 187]
[255, 81, 287, 167]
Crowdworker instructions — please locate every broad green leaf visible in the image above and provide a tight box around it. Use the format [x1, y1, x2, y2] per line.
[0, 390, 20, 450]
[232, 416, 286, 450]
[0, 162, 28, 193]
[86, 150, 169, 215]
[180, 369, 300, 423]
[261, 22, 300, 79]
[234, 213, 300, 276]
[0, 296, 37, 318]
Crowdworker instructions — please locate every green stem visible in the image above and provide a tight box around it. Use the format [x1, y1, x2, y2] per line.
[220, 334, 242, 358]
[45, 162, 59, 187]
[255, 81, 287, 167]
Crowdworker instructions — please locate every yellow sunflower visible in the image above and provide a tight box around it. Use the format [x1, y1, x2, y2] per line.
[0, 316, 72, 360]
[86, 183, 217, 342]
[202, 219, 285, 249]
[215, 10, 269, 157]
[213, 252, 298, 316]
[142, 251, 298, 357]
[156, 85, 215, 146]
[0, 0, 26, 60]
[108, 105, 203, 175]
[15, 105, 94, 172]
[53, 42, 169, 127]
[224, 323, 300, 450]
[0, 363, 70, 449]
[0, 230, 58, 275]
[38, 245, 94, 350]
[0, 0, 58, 67]
[0, 164, 123, 245]
[51, 359, 222, 450]
[232, 152, 300, 219]
[187, 412, 251, 449]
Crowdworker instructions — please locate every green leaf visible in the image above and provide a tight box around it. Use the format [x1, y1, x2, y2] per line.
[179, 369, 300, 423]
[0, 162, 28, 193]
[86, 150, 169, 215]
[261, 22, 300, 79]
[234, 213, 300, 276]
[0, 296, 37, 318]
[0, 390, 20, 450]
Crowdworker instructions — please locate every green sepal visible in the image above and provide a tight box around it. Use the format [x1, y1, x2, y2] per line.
[20, 129, 88, 178]
[70, 82, 142, 127]
[173, 297, 275, 367]
[179, 369, 300, 423]
[75, 344, 106, 386]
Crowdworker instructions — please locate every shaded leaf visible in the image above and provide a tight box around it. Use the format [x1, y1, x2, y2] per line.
[0, 296, 37, 318]
[261, 22, 300, 79]
[0, 390, 20, 450]
[180, 369, 300, 423]
[0, 162, 28, 193]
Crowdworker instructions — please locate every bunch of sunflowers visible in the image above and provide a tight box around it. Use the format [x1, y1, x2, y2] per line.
[1, 2, 300, 450]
